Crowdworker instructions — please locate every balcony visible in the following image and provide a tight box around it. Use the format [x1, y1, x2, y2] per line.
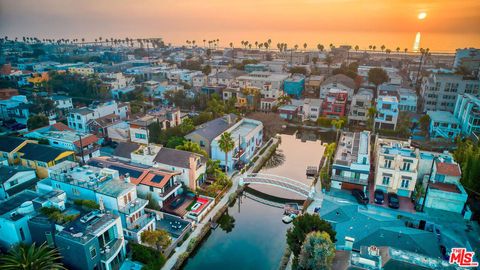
[331, 174, 368, 186]
[126, 214, 155, 233]
[101, 238, 124, 262]
[159, 183, 181, 199]
[119, 198, 148, 215]
[232, 148, 246, 160]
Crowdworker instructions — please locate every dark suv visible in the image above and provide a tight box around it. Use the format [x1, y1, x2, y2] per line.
[352, 189, 369, 205]
[374, 189, 385, 204]
[388, 193, 400, 209]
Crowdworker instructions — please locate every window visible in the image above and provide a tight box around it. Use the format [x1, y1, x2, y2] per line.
[382, 176, 390, 185]
[78, 124, 83, 129]
[401, 179, 409, 188]
[9, 179, 19, 187]
[90, 246, 97, 259]
[200, 141, 205, 147]
[401, 162, 411, 171]
[19, 228, 25, 241]
[384, 159, 392, 169]
[37, 162, 47, 168]
[135, 133, 146, 139]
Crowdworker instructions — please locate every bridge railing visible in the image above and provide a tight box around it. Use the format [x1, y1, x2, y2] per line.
[241, 173, 313, 197]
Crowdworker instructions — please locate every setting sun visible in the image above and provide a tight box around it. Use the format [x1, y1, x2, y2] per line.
[418, 12, 427, 20]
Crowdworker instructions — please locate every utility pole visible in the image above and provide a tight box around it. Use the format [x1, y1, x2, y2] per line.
[77, 133, 85, 165]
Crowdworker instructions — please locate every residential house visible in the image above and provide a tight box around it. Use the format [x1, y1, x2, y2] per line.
[374, 96, 399, 130]
[17, 142, 76, 178]
[112, 142, 140, 162]
[0, 137, 35, 165]
[129, 106, 182, 145]
[427, 111, 461, 141]
[49, 95, 73, 114]
[348, 88, 373, 125]
[0, 88, 19, 100]
[284, 74, 305, 98]
[68, 101, 129, 132]
[111, 86, 135, 100]
[192, 74, 207, 87]
[0, 190, 38, 249]
[185, 114, 238, 156]
[453, 48, 480, 73]
[41, 161, 156, 243]
[304, 75, 324, 98]
[222, 87, 258, 110]
[211, 118, 263, 171]
[87, 157, 181, 209]
[68, 66, 95, 76]
[319, 74, 355, 100]
[100, 72, 130, 90]
[373, 137, 419, 197]
[301, 98, 322, 121]
[321, 89, 348, 118]
[331, 131, 371, 191]
[24, 124, 101, 162]
[421, 73, 480, 112]
[130, 144, 207, 190]
[236, 71, 289, 110]
[53, 211, 126, 270]
[424, 156, 467, 213]
[208, 70, 246, 87]
[397, 88, 418, 112]
[0, 165, 37, 200]
[278, 104, 300, 120]
[453, 93, 480, 137]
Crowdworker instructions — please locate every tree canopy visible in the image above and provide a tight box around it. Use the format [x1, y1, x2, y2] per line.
[140, 230, 172, 251]
[176, 141, 208, 157]
[368, 68, 389, 88]
[0, 243, 66, 270]
[286, 213, 336, 257]
[298, 231, 336, 270]
[27, 114, 49, 130]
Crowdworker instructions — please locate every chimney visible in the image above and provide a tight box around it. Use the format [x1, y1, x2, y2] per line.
[344, 236, 355, 251]
[124, 173, 131, 183]
[188, 155, 197, 190]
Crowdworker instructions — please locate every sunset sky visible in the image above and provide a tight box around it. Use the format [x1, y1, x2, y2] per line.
[1, 0, 479, 51]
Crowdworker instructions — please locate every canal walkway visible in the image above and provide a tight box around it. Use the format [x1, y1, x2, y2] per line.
[161, 137, 280, 270]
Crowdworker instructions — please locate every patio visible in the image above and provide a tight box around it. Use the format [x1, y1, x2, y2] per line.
[156, 213, 192, 238]
[161, 193, 195, 217]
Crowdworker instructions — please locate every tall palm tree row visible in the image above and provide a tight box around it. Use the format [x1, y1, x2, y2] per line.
[218, 132, 235, 173]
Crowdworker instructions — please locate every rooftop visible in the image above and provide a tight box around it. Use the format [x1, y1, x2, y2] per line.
[186, 114, 238, 142]
[0, 165, 34, 183]
[435, 161, 461, 177]
[0, 190, 38, 219]
[19, 143, 72, 162]
[56, 211, 119, 244]
[0, 136, 27, 153]
[427, 111, 460, 124]
[429, 182, 462, 194]
[322, 74, 356, 89]
[153, 147, 206, 169]
[377, 138, 416, 158]
[334, 131, 370, 167]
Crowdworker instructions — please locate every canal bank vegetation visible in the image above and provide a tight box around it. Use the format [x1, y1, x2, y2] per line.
[285, 214, 336, 270]
[252, 137, 281, 173]
[129, 242, 166, 270]
[320, 142, 336, 191]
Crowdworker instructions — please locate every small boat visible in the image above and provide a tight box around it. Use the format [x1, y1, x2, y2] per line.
[282, 213, 297, 224]
[284, 203, 301, 215]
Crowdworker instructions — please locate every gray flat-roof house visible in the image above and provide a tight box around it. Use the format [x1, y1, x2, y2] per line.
[185, 114, 238, 156]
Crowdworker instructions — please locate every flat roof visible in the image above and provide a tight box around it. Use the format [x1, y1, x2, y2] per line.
[427, 111, 459, 124]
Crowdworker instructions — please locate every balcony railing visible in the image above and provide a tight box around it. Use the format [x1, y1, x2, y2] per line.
[126, 214, 155, 232]
[101, 238, 124, 262]
[331, 174, 368, 185]
[119, 198, 148, 215]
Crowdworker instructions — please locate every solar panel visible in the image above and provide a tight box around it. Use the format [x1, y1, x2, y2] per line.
[151, 175, 164, 183]
[109, 165, 143, 178]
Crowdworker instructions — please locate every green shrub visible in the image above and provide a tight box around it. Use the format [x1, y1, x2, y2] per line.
[130, 243, 166, 269]
[73, 199, 99, 210]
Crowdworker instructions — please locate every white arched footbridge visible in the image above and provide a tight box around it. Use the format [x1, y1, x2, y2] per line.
[239, 173, 315, 199]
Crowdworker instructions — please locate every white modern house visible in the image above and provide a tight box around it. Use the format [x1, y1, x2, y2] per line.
[68, 101, 129, 132]
[373, 137, 419, 197]
[331, 131, 371, 191]
[453, 93, 480, 137]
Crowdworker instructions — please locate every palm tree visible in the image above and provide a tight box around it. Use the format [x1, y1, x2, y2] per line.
[255, 41, 258, 49]
[367, 106, 377, 132]
[303, 43, 307, 51]
[317, 44, 324, 52]
[396, 47, 400, 53]
[380, 44, 386, 52]
[372, 45, 376, 51]
[331, 118, 345, 141]
[0, 243, 66, 270]
[354, 45, 359, 52]
[278, 95, 292, 106]
[218, 132, 235, 173]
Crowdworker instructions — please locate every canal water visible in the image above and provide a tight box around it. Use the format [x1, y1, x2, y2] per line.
[182, 130, 335, 270]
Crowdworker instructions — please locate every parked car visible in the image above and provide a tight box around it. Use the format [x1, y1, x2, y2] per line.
[374, 189, 385, 204]
[388, 193, 400, 209]
[352, 189, 368, 205]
